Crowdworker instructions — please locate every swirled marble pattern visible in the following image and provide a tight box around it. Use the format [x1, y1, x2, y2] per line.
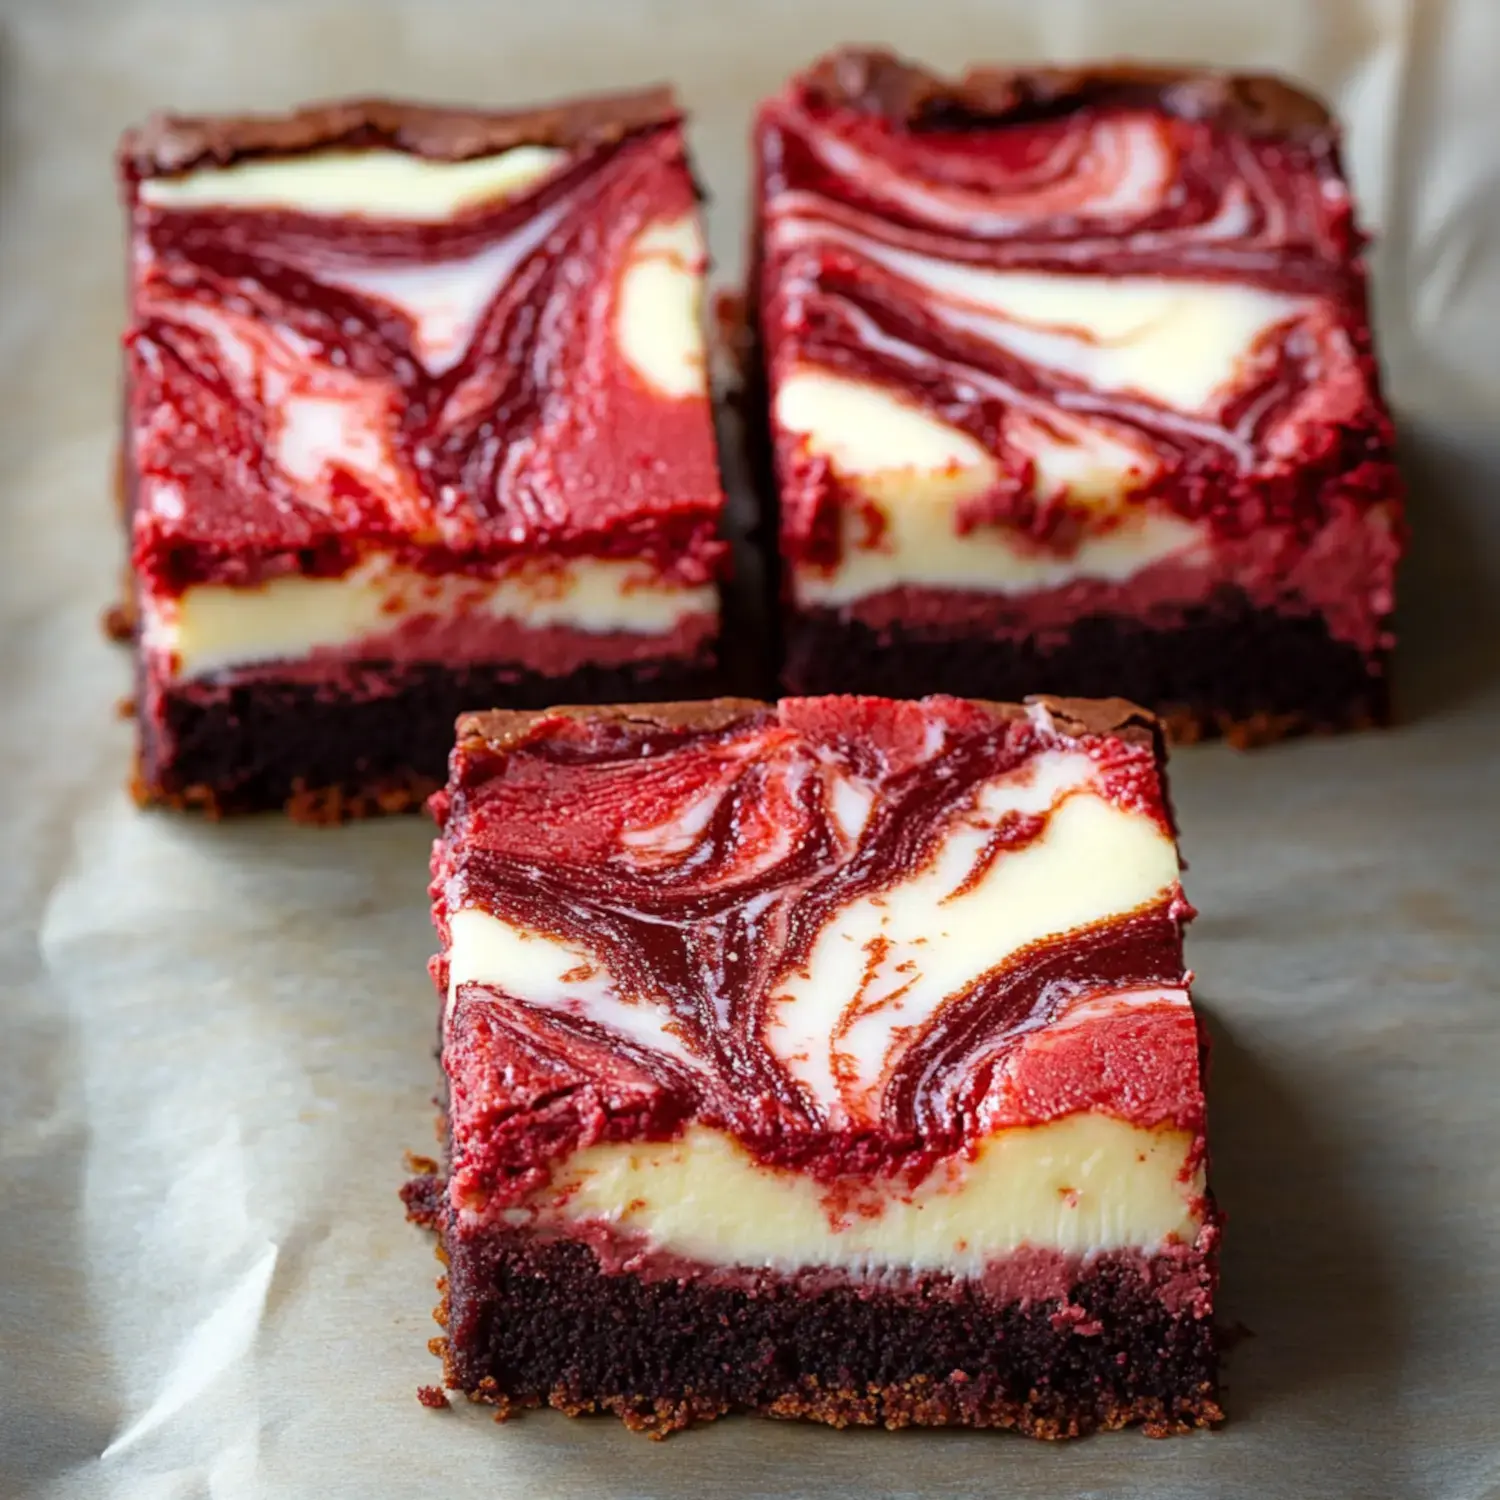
[122, 100, 725, 690]
[755, 51, 1402, 667]
[432, 695, 1210, 1267]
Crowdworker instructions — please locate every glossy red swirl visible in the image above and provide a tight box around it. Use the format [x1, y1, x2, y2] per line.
[125, 126, 725, 595]
[755, 76, 1401, 565]
[434, 698, 1200, 1203]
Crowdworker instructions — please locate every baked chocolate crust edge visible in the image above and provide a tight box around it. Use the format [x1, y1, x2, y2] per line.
[456, 698, 771, 756]
[781, 600, 1389, 749]
[400, 1171, 1222, 1440]
[456, 693, 1159, 760]
[798, 46, 1334, 143]
[135, 653, 720, 823]
[119, 86, 681, 180]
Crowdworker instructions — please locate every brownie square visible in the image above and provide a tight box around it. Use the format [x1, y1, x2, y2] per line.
[119, 91, 726, 818]
[409, 693, 1220, 1436]
[751, 50, 1404, 744]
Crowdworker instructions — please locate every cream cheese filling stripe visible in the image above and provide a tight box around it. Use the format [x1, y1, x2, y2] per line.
[138, 145, 570, 219]
[507, 1117, 1204, 1267]
[775, 369, 1208, 604]
[143, 558, 717, 678]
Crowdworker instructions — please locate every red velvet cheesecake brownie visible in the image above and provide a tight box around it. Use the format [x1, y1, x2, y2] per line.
[408, 693, 1220, 1436]
[119, 92, 726, 818]
[752, 51, 1404, 744]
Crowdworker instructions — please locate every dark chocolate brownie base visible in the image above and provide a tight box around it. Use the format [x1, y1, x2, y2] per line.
[136, 654, 718, 821]
[406, 1203, 1220, 1439]
[782, 599, 1388, 749]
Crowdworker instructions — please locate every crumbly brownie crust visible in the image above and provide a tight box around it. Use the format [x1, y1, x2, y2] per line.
[136, 655, 718, 822]
[403, 1173, 1220, 1440]
[119, 87, 680, 180]
[799, 46, 1334, 142]
[781, 598, 1388, 748]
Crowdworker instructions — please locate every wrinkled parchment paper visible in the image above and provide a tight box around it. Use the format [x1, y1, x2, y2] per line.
[3, 1, 1499, 1496]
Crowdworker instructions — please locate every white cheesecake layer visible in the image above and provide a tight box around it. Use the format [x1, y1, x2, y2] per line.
[144, 557, 717, 679]
[797, 480, 1204, 607]
[616, 216, 710, 400]
[138, 145, 567, 219]
[514, 1116, 1202, 1269]
[778, 369, 994, 475]
[448, 744, 1180, 1127]
[831, 248, 1306, 412]
[777, 370, 1207, 604]
[797, 501, 1204, 607]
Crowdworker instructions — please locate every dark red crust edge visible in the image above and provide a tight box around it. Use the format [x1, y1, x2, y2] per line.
[797, 47, 1335, 143]
[403, 1172, 1221, 1440]
[119, 87, 681, 181]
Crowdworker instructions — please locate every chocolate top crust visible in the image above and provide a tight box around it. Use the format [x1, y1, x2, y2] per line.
[455, 694, 1159, 757]
[798, 47, 1334, 142]
[1024, 694, 1161, 746]
[119, 86, 680, 181]
[455, 699, 770, 756]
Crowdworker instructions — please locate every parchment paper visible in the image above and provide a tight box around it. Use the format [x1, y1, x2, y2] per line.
[3, 2, 1498, 1496]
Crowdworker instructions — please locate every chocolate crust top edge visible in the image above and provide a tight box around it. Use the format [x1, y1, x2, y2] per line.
[456, 699, 772, 755]
[455, 693, 1159, 759]
[796, 47, 1335, 142]
[1019, 694, 1162, 747]
[119, 86, 681, 181]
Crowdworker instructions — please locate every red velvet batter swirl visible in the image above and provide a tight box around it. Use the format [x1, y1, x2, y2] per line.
[434, 697, 1202, 1207]
[125, 125, 725, 596]
[755, 56, 1402, 578]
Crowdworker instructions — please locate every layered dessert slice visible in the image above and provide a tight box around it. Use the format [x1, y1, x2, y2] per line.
[752, 50, 1404, 744]
[408, 693, 1220, 1436]
[119, 92, 726, 818]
